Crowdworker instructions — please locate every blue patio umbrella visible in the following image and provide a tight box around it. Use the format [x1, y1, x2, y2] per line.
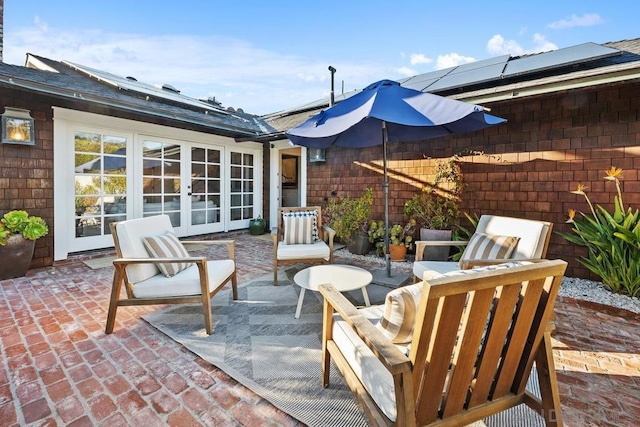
[286, 79, 506, 277]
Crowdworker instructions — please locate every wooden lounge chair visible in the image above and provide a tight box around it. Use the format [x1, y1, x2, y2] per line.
[272, 206, 335, 285]
[413, 215, 553, 282]
[106, 214, 237, 335]
[320, 259, 567, 426]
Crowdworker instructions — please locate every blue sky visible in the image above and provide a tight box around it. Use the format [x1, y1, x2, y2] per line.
[3, 1, 638, 115]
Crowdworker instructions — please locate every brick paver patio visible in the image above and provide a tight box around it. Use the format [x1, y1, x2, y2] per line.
[0, 232, 638, 426]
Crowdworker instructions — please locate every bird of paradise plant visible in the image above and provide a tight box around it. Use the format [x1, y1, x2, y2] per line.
[559, 166, 640, 297]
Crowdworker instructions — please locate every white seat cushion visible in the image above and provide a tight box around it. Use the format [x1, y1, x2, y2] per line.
[332, 305, 407, 422]
[413, 260, 460, 281]
[276, 240, 330, 261]
[132, 259, 235, 298]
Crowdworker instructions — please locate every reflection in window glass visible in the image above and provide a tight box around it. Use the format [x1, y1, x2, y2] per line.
[142, 140, 182, 225]
[190, 146, 221, 226]
[74, 132, 127, 238]
[228, 151, 255, 221]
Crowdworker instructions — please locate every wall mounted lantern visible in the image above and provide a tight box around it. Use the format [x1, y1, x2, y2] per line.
[308, 148, 326, 163]
[2, 107, 35, 145]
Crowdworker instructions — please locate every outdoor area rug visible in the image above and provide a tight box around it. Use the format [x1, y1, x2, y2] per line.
[144, 270, 544, 427]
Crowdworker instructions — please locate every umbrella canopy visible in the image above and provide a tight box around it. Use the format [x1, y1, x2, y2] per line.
[286, 79, 506, 276]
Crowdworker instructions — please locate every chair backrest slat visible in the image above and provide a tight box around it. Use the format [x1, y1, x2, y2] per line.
[410, 260, 566, 424]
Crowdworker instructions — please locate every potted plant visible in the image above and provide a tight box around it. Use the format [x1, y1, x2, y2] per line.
[326, 188, 373, 255]
[0, 210, 49, 280]
[249, 215, 266, 235]
[369, 219, 416, 261]
[404, 155, 462, 260]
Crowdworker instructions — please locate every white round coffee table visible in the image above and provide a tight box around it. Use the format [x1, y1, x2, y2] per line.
[293, 264, 372, 319]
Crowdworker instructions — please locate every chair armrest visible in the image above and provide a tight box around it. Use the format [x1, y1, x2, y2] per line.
[323, 225, 336, 248]
[415, 240, 468, 262]
[460, 258, 543, 270]
[182, 239, 235, 261]
[319, 284, 411, 375]
[113, 256, 207, 265]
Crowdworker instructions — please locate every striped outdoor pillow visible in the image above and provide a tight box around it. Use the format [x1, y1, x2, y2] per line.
[377, 283, 423, 344]
[458, 232, 520, 268]
[283, 211, 317, 244]
[142, 232, 193, 277]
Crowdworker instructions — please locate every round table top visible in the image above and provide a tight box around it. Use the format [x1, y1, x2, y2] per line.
[293, 264, 373, 292]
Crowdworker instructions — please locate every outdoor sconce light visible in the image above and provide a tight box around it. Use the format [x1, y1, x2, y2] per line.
[308, 148, 326, 163]
[2, 107, 35, 145]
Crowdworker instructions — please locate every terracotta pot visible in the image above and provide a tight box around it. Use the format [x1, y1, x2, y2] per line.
[388, 243, 407, 261]
[0, 234, 36, 280]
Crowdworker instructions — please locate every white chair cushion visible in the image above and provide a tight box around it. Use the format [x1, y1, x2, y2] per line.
[413, 260, 460, 282]
[458, 233, 520, 268]
[115, 215, 174, 283]
[476, 215, 549, 259]
[143, 232, 193, 277]
[333, 304, 407, 422]
[276, 240, 330, 260]
[132, 259, 235, 298]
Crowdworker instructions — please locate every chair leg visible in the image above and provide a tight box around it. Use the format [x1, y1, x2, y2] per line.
[273, 263, 278, 285]
[105, 265, 125, 334]
[202, 292, 213, 335]
[231, 272, 238, 300]
[535, 330, 563, 426]
[321, 298, 333, 388]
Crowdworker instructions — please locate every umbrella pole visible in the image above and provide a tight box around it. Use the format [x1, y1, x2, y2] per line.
[382, 121, 391, 278]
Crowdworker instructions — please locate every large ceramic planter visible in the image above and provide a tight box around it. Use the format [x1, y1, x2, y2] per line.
[249, 217, 266, 235]
[388, 243, 407, 261]
[419, 228, 453, 261]
[347, 233, 371, 255]
[0, 234, 36, 280]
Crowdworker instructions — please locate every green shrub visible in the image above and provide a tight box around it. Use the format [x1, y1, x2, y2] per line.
[559, 167, 640, 297]
[326, 188, 373, 242]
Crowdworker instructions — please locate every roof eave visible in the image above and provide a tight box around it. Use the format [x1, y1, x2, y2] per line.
[0, 75, 259, 137]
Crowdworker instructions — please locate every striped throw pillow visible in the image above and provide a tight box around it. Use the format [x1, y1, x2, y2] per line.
[458, 233, 520, 268]
[283, 211, 318, 244]
[142, 233, 193, 277]
[377, 283, 423, 344]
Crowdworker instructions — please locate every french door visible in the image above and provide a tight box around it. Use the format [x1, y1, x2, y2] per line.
[68, 131, 259, 254]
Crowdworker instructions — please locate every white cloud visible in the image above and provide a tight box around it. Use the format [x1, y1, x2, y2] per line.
[435, 53, 475, 70]
[487, 33, 558, 56]
[531, 33, 558, 53]
[4, 22, 394, 115]
[409, 53, 432, 65]
[547, 13, 604, 30]
[396, 66, 418, 77]
[487, 34, 525, 56]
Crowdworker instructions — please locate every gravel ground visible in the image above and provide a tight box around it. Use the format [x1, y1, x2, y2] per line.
[335, 248, 640, 314]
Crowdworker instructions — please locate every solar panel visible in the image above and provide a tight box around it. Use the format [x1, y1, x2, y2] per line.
[428, 57, 510, 91]
[62, 60, 232, 115]
[401, 55, 510, 92]
[503, 42, 621, 77]
[400, 68, 452, 91]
